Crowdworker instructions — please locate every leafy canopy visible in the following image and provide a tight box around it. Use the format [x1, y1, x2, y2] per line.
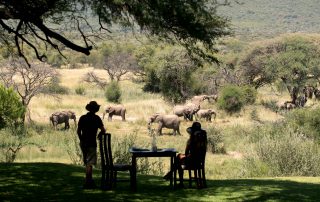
[0, 0, 231, 65]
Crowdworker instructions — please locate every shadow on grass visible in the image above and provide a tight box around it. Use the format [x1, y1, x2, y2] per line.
[0, 163, 319, 202]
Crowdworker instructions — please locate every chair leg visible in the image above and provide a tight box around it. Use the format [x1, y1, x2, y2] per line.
[188, 170, 192, 188]
[113, 171, 118, 188]
[201, 168, 207, 188]
[197, 169, 202, 188]
[106, 169, 111, 190]
[194, 170, 199, 188]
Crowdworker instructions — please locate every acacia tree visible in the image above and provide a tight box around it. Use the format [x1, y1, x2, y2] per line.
[0, 0, 231, 66]
[238, 34, 320, 102]
[144, 47, 197, 103]
[0, 58, 58, 121]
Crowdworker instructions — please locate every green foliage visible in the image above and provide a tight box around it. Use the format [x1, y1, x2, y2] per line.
[206, 126, 226, 154]
[0, 85, 25, 129]
[105, 81, 122, 103]
[217, 85, 244, 114]
[285, 107, 320, 141]
[241, 85, 257, 105]
[75, 85, 86, 95]
[239, 34, 320, 92]
[142, 70, 161, 93]
[246, 123, 320, 177]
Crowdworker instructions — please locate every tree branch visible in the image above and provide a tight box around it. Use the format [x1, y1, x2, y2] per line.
[32, 19, 92, 55]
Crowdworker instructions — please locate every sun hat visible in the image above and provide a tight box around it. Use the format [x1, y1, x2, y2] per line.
[85, 101, 100, 113]
[186, 122, 202, 134]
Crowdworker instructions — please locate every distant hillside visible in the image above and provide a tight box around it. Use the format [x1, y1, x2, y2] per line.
[218, 0, 320, 40]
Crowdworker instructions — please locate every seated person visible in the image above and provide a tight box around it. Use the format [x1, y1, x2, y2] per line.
[163, 122, 207, 185]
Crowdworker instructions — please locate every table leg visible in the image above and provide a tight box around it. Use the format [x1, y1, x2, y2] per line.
[173, 155, 177, 189]
[131, 155, 137, 191]
[170, 156, 173, 187]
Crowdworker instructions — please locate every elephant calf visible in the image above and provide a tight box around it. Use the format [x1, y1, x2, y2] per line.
[50, 110, 76, 130]
[195, 109, 216, 122]
[148, 114, 181, 136]
[102, 105, 126, 121]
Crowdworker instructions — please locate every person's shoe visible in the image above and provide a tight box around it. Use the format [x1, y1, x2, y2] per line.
[163, 172, 171, 181]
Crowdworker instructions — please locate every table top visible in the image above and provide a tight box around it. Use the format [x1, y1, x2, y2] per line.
[129, 147, 177, 157]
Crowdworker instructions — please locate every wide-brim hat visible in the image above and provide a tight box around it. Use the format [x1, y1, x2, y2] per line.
[85, 101, 100, 112]
[187, 121, 202, 134]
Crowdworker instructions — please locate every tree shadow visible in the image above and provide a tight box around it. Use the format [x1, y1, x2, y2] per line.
[0, 163, 319, 201]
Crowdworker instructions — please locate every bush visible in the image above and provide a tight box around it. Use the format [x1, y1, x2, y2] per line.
[0, 85, 25, 128]
[285, 107, 320, 141]
[217, 85, 244, 114]
[75, 85, 86, 95]
[241, 85, 257, 105]
[143, 70, 161, 93]
[246, 123, 320, 176]
[105, 81, 122, 103]
[206, 126, 226, 154]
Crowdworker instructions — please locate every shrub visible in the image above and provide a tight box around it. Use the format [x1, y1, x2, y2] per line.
[285, 107, 320, 141]
[217, 85, 244, 114]
[75, 85, 86, 95]
[241, 85, 257, 105]
[64, 132, 82, 165]
[246, 123, 320, 176]
[0, 84, 25, 129]
[143, 69, 161, 93]
[206, 126, 226, 154]
[105, 81, 122, 103]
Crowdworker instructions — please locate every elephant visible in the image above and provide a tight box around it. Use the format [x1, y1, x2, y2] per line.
[191, 95, 210, 104]
[148, 114, 181, 136]
[102, 105, 126, 121]
[195, 109, 216, 122]
[303, 86, 315, 99]
[314, 88, 320, 100]
[207, 94, 218, 102]
[278, 101, 296, 112]
[50, 111, 76, 130]
[62, 110, 77, 126]
[173, 102, 200, 121]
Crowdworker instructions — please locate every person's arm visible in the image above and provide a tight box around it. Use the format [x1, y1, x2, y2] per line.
[97, 116, 106, 139]
[185, 139, 191, 155]
[77, 117, 82, 141]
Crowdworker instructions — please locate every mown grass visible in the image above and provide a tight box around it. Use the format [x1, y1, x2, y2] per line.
[0, 163, 319, 202]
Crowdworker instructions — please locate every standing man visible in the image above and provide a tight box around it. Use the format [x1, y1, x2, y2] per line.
[77, 101, 106, 189]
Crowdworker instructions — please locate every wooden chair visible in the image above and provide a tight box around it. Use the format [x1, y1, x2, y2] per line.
[176, 130, 207, 189]
[98, 132, 133, 190]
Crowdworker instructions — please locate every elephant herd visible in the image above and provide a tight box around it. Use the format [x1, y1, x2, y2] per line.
[49, 94, 217, 133]
[148, 94, 217, 136]
[50, 105, 127, 130]
[277, 86, 320, 112]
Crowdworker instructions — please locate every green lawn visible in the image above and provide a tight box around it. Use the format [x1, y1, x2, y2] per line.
[0, 163, 319, 202]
